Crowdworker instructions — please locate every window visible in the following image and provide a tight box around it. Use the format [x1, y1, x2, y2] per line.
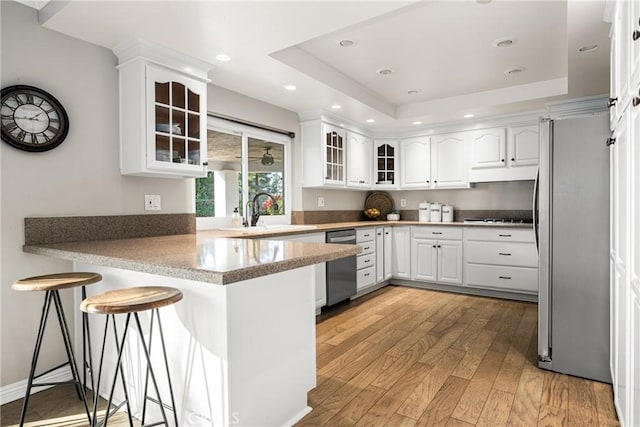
[195, 117, 291, 229]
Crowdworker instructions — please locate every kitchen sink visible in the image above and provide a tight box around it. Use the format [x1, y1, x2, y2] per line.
[218, 224, 318, 233]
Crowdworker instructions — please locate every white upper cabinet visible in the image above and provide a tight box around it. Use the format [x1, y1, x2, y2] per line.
[373, 140, 399, 189]
[508, 125, 539, 167]
[469, 125, 538, 182]
[400, 137, 431, 188]
[346, 132, 372, 189]
[300, 120, 346, 188]
[114, 39, 210, 178]
[471, 128, 506, 169]
[431, 132, 469, 189]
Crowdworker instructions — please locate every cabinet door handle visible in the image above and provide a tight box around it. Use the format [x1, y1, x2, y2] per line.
[499, 252, 512, 256]
[202, 161, 208, 166]
[434, 180, 438, 183]
[511, 157, 515, 161]
[432, 232, 443, 235]
[606, 138, 616, 146]
[608, 97, 618, 108]
[633, 97, 640, 108]
[385, 232, 390, 235]
[633, 30, 640, 41]
[498, 234, 512, 237]
[499, 276, 512, 280]
[364, 246, 371, 250]
[437, 245, 441, 248]
[364, 273, 370, 277]
[501, 158, 505, 162]
[426, 180, 430, 183]
[364, 259, 371, 263]
[433, 245, 436, 248]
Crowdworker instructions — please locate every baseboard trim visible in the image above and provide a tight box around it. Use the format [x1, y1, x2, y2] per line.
[282, 405, 312, 427]
[0, 365, 72, 405]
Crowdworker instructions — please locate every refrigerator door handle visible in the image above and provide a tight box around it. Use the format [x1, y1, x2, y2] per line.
[533, 168, 539, 253]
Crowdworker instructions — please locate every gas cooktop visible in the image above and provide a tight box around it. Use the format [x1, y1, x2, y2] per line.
[463, 217, 533, 224]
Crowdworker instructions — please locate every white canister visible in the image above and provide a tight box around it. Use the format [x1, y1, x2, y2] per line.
[430, 202, 442, 222]
[442, 205, 454, 222]
[418, 201, 430, 222]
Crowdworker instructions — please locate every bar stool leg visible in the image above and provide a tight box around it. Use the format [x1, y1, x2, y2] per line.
[156, 310, 179, 426]
[102, 313, 131, 427]
[51, 291, 92, 423]
[134, 312, 170, 426]
[82, 285, 96, 400]
[18, 290, 53, 427]
[110, 315, 134, 427]
[91, 316, 110, 427]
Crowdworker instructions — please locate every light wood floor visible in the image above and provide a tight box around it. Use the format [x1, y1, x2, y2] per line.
[1, 285, 618, 427]
[296, 285, 619, 427]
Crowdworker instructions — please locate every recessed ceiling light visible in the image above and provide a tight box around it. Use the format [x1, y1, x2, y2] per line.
[464, 114, 475, 118]
[578, 44, 598, 53]
[366, 119, 375, 123]
[492, 38, 514, 48]
[477, 0, 492, 3]
[505, 66, 526, 75]
[413, 121, 423, 125]
[283, 84, 297, 91]
[376, 68, 394, 76]
[407, 89, 421, 95]
[215, 53, 231, 62]
[331, 104, 342, 109]
[339, 39, 357, 47]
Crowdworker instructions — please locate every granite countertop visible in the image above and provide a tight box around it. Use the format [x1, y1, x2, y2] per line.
[23, 233, 361, 285]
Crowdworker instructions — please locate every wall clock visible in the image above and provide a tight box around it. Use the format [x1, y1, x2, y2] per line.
[0, 85, 69, 152]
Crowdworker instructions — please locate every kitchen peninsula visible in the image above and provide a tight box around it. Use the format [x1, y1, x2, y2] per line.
[23, 230, 360, 427]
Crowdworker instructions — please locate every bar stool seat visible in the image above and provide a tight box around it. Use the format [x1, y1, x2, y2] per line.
[82, 286, 183, 427]
[12, 272, 101, 427]
[81, 286, 183, 314]
[13, 272, 102, 292]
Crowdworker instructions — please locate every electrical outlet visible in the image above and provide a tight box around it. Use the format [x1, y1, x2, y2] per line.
[400, 198, 407, 208]
[145, 195, 161, 211]
[317, 196, 325, 208]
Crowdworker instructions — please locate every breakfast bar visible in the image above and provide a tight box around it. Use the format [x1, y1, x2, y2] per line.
[23, 233, 360, 427]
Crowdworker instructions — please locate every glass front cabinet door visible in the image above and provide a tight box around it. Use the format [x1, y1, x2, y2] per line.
[374, 140, 399, 189]
[322, 123, 346, 186]
[146, 65, 207, 177]
[116, 44, 209, 179]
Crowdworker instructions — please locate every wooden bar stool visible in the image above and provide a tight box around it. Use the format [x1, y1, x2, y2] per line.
[81, 286, 183, 427]
[12, 272, 102, 426]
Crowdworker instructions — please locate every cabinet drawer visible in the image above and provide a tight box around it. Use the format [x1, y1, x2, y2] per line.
[464, 227, 534, 243]
[359, 241, 375, 255]
[357, 266, 376, 290]
[412, 226, 462, 240]
[465, 241, 537, 267]
[466, 264, 538, 293]
[357, 253, 376, 270]
[357, 228, 376, 243]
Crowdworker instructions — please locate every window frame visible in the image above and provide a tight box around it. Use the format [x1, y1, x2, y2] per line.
[194, 116, 292, 230]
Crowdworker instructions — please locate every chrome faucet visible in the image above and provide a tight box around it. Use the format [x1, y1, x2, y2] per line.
[249, 192, 279, 227]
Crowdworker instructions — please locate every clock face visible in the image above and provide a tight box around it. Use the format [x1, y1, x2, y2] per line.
[1, 85, 69, 152]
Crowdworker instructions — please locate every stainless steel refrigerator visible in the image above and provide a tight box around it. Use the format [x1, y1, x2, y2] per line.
[537, 113, 611, 383]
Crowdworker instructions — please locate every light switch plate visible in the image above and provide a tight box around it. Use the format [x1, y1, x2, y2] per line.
[317, 196, 325, 207]
[400, 198, 407, 208]
[145, 195, 161, 211]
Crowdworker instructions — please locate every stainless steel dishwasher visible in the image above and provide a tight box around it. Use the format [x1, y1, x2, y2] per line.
[325, 229, 357, 306]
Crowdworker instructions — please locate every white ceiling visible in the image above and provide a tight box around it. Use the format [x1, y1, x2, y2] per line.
[31, 0, 611, 131]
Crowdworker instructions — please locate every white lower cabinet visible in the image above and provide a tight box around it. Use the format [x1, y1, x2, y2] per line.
[463, 227, 538, 294]
[383, 227, 393, 280]
[410, 226, 463, 285]
[392, 226, 411, 279]
[356, 228, 377, 292]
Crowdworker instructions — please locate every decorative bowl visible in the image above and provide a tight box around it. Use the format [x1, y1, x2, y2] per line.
[387, 213, 400, 221]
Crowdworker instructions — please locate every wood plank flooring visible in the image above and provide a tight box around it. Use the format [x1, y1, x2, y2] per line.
[0, 285, 618, 427]
[296, 285, 619, 427]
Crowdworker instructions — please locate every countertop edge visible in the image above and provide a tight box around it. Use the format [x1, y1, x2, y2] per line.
[23, 242, 360, 286]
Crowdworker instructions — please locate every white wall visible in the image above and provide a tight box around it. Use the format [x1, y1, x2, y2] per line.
[0, 2, 192, 387]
